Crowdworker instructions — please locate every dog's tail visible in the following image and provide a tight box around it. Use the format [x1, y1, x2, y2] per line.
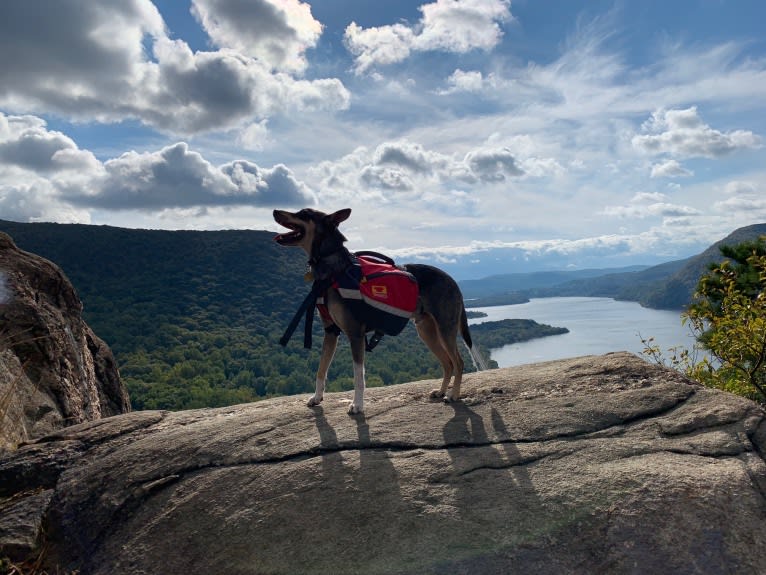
[460, 306, 472, 348]
[461, 306, 490, 371]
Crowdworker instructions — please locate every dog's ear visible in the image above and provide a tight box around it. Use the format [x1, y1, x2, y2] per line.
[328, 208, 351, 227]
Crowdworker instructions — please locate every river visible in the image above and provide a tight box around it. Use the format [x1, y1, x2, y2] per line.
[468, 297, 698, 368]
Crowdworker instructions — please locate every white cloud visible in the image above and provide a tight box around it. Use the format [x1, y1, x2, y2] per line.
[650, 159, 693, 179]
[344, 0, 512, 74]
[373, 141, 449, 175]
[0, 113, 101, 222]
[632, 107, 761, 158]
[439, 69, 487, 94]
[237, 120, 273, 151]
[601, 192, 701, 220]
[413, 0, 512, 53]
[308, 140, 529, 209]
[191, 0, 322, 73]
[343, 22, 415, 74]
[0, 114, 101, 178]
[464, 147, 523, 182]
[714, 180, 766, 219]
[724, 180, 758, 195]
[0, 0, 348, 136]
[64, 142, 315, 210]
[0, 113, 315, 220]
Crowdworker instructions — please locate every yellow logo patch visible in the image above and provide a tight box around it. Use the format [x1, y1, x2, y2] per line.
[371, 284, 388, 299]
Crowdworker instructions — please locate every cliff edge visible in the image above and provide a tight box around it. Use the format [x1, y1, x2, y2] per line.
[0, 231, 129, 450]
[2, 352, 765, 574]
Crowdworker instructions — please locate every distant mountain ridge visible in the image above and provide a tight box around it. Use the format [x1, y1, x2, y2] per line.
[459, 266, 649, 299]
[459, 223, 766, 310]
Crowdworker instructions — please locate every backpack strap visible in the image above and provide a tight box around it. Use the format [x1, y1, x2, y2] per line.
[354, 250, 396, 265]
[279, 277, 332, 349]
[365, 330, 385, 352]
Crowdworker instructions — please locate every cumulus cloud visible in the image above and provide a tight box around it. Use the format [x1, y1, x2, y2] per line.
[373, 141, 448, 175]
[0, 0, 348, 135]
[0, 113, 314, 220]
[650, 159, 693, 179]
[0, 114, 101, 177]
[0, 182, 92, 224]
[309, 140, 527, 207]
[464, 147, 523, 182]
[0, 113, 101, 222]
[632, 107, 761, 158]
[344, 0, 512, 74]
[191, 0, 322, 73]
[63, 142, 315, 210]
[439, 69, 487, 94]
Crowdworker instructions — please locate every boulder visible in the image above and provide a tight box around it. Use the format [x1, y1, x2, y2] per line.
[0, 232, 129, 449]
[1, 352, 765, 574]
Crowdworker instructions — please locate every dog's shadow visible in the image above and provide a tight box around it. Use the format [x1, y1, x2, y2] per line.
[443, 402, 537, 502]
[310, 406, 401, 499]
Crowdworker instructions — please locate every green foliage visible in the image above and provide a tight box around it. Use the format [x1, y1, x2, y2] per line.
[469, 319, 568, 349]
[643, 237, 766, 403]
[465, 310, 487, 319]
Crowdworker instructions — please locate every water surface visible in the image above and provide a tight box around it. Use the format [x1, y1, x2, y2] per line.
[469, 297, 696, 367]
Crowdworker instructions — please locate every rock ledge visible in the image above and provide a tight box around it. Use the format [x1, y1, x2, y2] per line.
[1, 352, 765, 574]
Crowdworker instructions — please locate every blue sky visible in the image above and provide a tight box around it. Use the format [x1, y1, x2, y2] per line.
[1, 0, 765, 278]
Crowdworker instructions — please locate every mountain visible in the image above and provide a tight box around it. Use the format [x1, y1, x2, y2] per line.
[458, 266, 649, 299]
[527, 259, 689, 303]
[639, 223, 766, 308]
[459, 224, 766, 310]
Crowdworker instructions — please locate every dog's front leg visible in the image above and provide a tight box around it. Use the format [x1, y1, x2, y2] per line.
[309, 328, 339, 407]
[347, 334, 366, 415]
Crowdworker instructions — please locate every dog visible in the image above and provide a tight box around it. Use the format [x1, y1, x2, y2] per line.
[273, 207, 479, 415]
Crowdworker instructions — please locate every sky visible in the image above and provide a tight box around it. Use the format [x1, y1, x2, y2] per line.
[1, 0, 765, 279]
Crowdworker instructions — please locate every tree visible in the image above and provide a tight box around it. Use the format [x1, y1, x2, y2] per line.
[683, 239, 766, 401]
[645, 237, 766, 403]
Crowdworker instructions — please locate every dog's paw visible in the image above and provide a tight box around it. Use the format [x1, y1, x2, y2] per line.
[443, 392, 460, 403]
[307, 395, 323, 407]
[347, 402, 364, 415]
[429, 389, 446, 399]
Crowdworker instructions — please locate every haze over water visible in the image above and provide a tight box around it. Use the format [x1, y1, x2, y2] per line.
[469, 297, 696, 368]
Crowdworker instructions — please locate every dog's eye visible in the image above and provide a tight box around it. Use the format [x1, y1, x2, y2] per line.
[296, 208, 313, 220]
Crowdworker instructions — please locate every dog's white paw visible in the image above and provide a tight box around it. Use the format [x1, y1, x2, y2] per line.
[307, 395, 323, 407]
[443, 391, 460, 403]
[347, 402, 364, 415]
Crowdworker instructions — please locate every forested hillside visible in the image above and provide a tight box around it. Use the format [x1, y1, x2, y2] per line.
[0, 220, 562, 410]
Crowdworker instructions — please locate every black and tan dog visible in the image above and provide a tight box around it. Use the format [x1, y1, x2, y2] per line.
[274, 207, 479, 415]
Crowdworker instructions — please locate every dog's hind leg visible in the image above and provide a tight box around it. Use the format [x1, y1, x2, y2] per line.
[441, 332, 464, 402]
[310, 327, 339, 407]
[414, 312, 455, 399]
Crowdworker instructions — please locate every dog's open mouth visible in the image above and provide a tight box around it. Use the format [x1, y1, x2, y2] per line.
[274, 225, 304, 245]
[273, 212, 306, 245]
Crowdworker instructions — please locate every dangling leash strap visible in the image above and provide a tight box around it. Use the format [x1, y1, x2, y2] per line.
[279, 278, 331, 349]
